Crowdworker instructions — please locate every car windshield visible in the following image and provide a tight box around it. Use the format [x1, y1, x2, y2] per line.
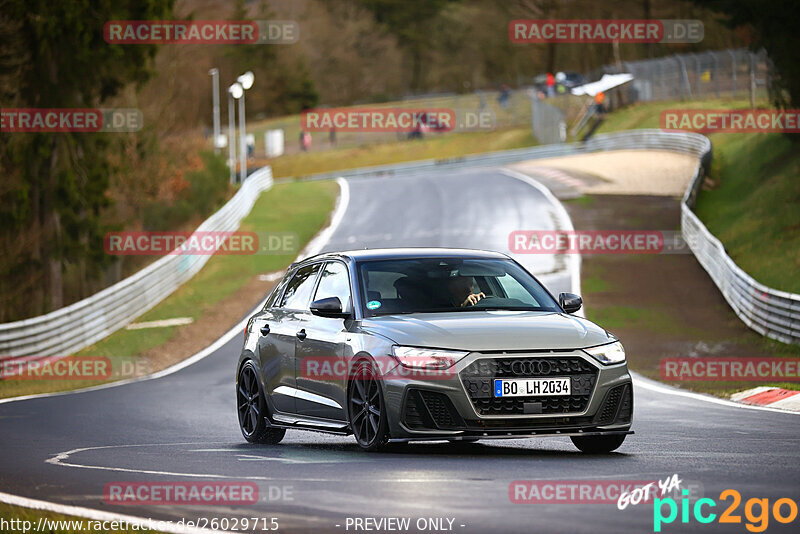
[357, 257, 560, 317]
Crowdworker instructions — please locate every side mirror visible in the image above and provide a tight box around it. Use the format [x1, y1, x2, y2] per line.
[559, 292, 582, 314]
[310, 296, 350, 318]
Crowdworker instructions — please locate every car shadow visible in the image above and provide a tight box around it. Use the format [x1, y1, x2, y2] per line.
[234, 439, 632, 459]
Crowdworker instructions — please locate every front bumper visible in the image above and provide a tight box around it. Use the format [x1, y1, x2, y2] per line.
[381, 350, 633, 440]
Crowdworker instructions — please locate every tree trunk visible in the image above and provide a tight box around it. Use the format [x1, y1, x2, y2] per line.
[410, 44, 424, 93]
[43, 137, 63, 312]
[30, 154, 44, 315]
[643, 0, 652, 58]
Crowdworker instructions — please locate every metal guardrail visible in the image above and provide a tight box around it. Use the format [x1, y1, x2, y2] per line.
[0, 167, 274, 359]
[3, 128, 795, 361]
[680, 158, 800, 346]
[290, 129, 710, 182]
[291, 129, 798, 345]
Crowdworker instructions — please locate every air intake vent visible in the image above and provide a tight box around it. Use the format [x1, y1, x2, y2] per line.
[403, 389, 465, 430]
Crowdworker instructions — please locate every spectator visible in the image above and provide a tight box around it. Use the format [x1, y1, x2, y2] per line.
[546, 72, 555, 97]
[498, 84, 511, 108]
[594, 91, 606, 114]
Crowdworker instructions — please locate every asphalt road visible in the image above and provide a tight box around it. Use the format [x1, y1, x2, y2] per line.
[1, 167, 798, 534]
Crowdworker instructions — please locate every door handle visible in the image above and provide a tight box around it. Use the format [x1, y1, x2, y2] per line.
[296, 329, 307, 341]
[260, 325, 270, 336]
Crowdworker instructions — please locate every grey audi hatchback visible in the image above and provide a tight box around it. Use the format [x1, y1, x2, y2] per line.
[236, 248, 633, 452]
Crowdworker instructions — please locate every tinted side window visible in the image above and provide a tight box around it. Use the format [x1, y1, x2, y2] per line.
[280, 264, 321, 310]
[264, 271, 292, 309]
[313, 262, 351, 310]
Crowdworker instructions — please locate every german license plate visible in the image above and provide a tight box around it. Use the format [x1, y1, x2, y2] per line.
[494, 377, 570, 397]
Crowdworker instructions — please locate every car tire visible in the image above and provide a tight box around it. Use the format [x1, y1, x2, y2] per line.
[237, 361, 286, 444]
[570, 434, 626, 453]
[348, 360, 389, 452]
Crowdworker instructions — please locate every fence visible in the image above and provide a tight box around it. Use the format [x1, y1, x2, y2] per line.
[528, 48, 771, 143]
[0, 167, 274, 360]
[593, 48, 770, 104]
[681, 165, 800, 346]
[253, 89, 534, 157]
[531, 98, 566, 145]
[290, 129, 708, 182]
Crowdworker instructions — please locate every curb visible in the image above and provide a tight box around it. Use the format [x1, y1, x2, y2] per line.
[730, 387, 800, 412]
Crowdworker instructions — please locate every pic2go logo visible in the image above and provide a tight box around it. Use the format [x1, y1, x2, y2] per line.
[654, 489, 798, 532]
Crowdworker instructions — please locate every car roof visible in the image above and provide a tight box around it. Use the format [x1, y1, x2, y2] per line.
[294, 247, 510, 267]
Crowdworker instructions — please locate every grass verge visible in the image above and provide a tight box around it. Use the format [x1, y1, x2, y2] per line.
[0, 180, 338, 400]
[596, 97, 759, 133]
[598, 96, 799, 293]
[263, 127, 536, 178]
[567, 96, 800, 398]
[695, 132, 800, 293]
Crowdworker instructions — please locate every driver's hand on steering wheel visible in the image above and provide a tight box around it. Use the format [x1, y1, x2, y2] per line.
[461, 292, 486, 307]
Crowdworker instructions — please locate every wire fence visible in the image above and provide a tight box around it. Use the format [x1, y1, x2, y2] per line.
[531, 99, 567, 145]
[591, 48, 770, 104]
[250, 89, 535, 156]
[248, 48, 770, 158]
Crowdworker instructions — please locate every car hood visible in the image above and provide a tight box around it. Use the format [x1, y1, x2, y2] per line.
[360, 310, 614, 352]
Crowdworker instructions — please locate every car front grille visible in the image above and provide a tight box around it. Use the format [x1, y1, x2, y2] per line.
[459, 355, 598, 416]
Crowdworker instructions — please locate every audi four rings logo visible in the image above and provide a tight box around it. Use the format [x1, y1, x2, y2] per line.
[511, 360, 552, 375]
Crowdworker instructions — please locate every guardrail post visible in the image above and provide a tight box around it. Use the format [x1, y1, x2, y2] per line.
[675, 55, 692, 99]
[693, 53, 702, 98]
[749, 52, 757, 108]
[709, 51, 719, 97]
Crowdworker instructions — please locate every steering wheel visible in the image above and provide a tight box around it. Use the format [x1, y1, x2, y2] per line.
[468, 295, 497, 307]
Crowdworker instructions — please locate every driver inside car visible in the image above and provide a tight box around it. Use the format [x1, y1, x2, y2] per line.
[447, 275, 485, 307]
[394, 276, 432, 310]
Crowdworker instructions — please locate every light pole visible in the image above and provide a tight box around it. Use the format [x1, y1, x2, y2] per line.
[228, 83, 242, 185]
[236, 71, 254, 183]
[208, 68, 220, 154]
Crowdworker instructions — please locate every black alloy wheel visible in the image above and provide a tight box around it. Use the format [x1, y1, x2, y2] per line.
[348, 360, 389, 451]
[237, 361, 286, 444]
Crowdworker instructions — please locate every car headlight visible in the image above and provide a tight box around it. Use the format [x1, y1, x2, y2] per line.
[391, 346, 469, 369]
[583, 341, 626, 365]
